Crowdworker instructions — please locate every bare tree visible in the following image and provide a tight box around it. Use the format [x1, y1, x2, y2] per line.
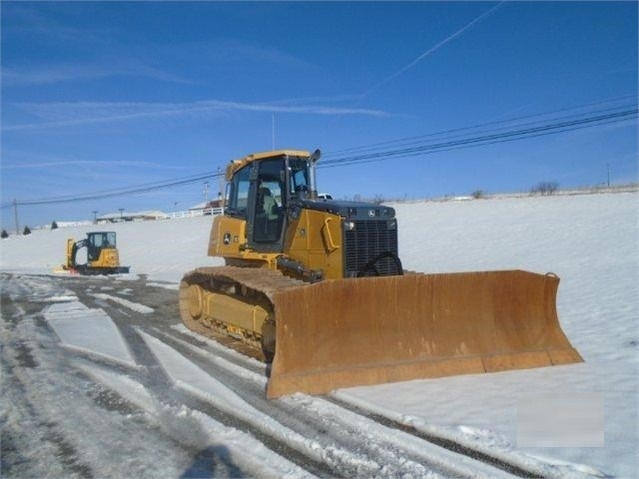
[371, 194, 385, 205]
[471, 189, 486, 199]
[531, 181, 559, 196]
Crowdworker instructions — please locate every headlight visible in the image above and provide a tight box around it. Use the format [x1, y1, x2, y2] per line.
[344, 221, 356, 231]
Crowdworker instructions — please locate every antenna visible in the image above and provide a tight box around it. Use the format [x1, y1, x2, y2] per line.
[13, 199, 19, 235]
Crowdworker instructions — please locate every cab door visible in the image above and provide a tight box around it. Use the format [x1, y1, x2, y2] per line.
[247, 157, 287, 253]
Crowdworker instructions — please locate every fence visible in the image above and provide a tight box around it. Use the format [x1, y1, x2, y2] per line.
[168, 207, 224, 220]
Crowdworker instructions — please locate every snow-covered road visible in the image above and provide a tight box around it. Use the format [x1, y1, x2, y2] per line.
[1, 272, 603, 478]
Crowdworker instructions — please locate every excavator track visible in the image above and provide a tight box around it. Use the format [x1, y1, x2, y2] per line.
[179, 266, 307, 361]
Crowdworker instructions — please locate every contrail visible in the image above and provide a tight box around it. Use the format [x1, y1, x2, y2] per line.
[2, 100, 387, 131]
[363, 1, 506, 98]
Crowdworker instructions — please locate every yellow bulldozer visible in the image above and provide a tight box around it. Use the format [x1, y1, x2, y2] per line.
[180, 149, 582, 398]
[62, 231, 130, 275]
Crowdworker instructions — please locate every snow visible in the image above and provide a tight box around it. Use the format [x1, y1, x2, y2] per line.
[157, 327, 268, 384]
[0, 215, 223, 281]
[44, 299, 138, 368]
[368, 192, 638, 478]
[140, 329, 508, 478]
[90, 292, 155, 314]
[1, 191, 637, 477]
[170, 323, 267, 371]
[139, 329, 386, 474]
[1, 297, 197, 478]
[77, 364, 312, 479]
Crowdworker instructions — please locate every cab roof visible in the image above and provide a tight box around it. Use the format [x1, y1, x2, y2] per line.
[225, 150, 310, 180]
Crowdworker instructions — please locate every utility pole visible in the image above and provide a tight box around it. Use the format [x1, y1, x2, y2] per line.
[13, 199, 19, 235]
[272, 113, 275, 150]
[607, 163, 610, 188]
[217, 167, 225, 208]
[118, 208, 124, 221]
[203, 181, 209, 204]
[92, 210, 98, 224]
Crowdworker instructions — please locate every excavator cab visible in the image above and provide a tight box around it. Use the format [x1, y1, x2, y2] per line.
[181, 149, 583, 398]
[63, 231, 130, 275]
[87, 231, 116, 261]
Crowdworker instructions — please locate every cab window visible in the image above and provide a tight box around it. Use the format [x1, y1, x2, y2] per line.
[90, 232, 115, 248]
[227, 166, 250, 218]
[289, 159, 310, 195]
[105, 232, 116, 247]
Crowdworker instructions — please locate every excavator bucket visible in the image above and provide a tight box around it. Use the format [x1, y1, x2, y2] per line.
[267, 270, 582, 398]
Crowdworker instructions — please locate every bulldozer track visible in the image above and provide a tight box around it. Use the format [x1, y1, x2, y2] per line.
[3, 273, 553, 478]
[182, 266, 306, 302]
[179, 266, 308, 359]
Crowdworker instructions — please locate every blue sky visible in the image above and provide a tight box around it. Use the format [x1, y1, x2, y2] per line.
[1, 1, 637, 228]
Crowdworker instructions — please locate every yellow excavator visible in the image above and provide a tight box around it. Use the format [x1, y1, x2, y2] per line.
[179, 149, 582, 398]
[62, 231, 130, 275]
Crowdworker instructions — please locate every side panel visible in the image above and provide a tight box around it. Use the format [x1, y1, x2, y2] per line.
[90, 248, 120, 268]
[208, 215, 247, 258]
[285, 209, 344, 279]
[267, 270, 583, 397]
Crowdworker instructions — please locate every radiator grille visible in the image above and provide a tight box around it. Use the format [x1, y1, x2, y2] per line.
[343, 220, 399, 277]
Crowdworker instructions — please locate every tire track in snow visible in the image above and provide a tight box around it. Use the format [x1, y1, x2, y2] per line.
[62, 274, 540, 478]
[76, 364, 308, 479]
[1, 275, 191, 479]
[63, 277, 596, 478]
[133, 288, 601, 479]
[138, 329, 440, 479]
[89, 302, 335, 479]
[141, 327, 515, 479]
[326, 396, 540, 479]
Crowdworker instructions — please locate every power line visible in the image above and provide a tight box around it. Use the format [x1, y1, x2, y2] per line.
[1, 171, 223, 208]
[322, 95, 638, 158]
[319, 108, 637, 169]
[3, 99, 636, 210]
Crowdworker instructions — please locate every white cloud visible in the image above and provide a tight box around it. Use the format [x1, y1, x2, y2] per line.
[3, 99, 388, 131]
[0, 151, 189, 171]
[2, 61, 191, 87]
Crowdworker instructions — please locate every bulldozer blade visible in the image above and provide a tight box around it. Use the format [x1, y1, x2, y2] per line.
[267, 270, 582, 398]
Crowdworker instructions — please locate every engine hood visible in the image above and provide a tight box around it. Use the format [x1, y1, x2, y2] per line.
[294, 198, 395, 220]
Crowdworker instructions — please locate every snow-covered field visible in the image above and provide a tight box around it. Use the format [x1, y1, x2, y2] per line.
[1, 191, 637, 478]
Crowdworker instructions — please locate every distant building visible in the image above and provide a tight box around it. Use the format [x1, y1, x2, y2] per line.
[97, 210, 169, 223]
